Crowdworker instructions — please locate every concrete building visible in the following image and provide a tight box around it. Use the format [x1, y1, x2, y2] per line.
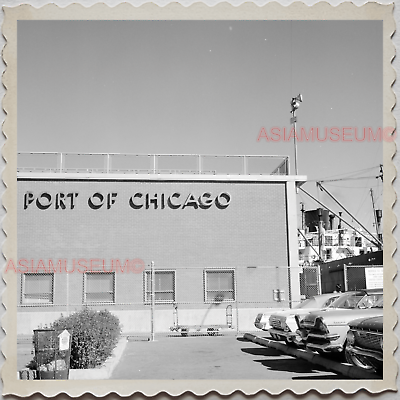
[16, 153, 306, 334]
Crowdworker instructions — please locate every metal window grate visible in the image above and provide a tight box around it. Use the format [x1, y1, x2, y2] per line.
[144, 270, 176, 303]
[22, 273, 54, 304]
[204, 270, 235, 302]
[84, 272, 115, 303]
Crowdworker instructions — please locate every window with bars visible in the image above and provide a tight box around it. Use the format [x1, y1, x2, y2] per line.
[204, 270, 235, 303]
[144, 270, 175, 303]
[84, 272, 115, 303]
[21, 273, 54, 304]
[325, 236, 333, 246]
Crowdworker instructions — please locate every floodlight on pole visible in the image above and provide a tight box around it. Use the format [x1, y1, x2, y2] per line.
[290, 93, 302, 175]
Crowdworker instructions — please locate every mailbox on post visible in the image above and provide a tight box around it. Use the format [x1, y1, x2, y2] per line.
[33, 328, 72, 380]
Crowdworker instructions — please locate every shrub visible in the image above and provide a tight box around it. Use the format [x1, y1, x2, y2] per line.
[51, 307, 122, 369]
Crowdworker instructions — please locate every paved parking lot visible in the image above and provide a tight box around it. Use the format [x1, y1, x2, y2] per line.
[111, 333, 349, 380]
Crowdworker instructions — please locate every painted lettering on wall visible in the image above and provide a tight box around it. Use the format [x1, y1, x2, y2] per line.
[128, 192, 230, 210]
[24, 192, 79, 210]
[23, 191, 231, 210]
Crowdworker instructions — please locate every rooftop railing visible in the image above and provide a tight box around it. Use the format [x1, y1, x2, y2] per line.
[17, 152, 289, 175]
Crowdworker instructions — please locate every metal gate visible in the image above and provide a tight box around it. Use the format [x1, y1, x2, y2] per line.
[343, 265, 383, 291]
[299, 265, 321, 298]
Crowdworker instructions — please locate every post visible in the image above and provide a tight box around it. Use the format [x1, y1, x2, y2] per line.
[59, 153, 63, 173]
[317, 265, 322, 295]
[292, 111, 298, 176]
[66, 270, 69, 316]
[318, 208, 323, 261]
[300, 202, 305, 231]
[235, 266, 239, 335]
[370, 188, 380, 245]
[290, 94, 302, 176]
[343, 265, 349, 292]
[106, 154, 110, 173]
[150, 261, 155, 341]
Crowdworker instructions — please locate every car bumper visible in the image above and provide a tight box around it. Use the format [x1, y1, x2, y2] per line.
[268, 328, 293, 340]
[306, 332, 344, 352]
[346, 345, 383, 362]
[307, 332, 341, 341]
[306, 342, 344, 352]
[268, 329, 306, 346]
[254, 322, 267, 330]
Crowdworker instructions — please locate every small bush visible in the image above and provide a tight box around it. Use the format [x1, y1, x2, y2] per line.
[51, 307, 122, 369]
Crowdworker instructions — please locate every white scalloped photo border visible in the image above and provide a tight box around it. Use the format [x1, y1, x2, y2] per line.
[1, 2, 397, 396]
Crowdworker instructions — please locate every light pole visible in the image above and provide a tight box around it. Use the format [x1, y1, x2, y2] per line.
[318, 208, 324, 262]
[290, 94, 303, 176]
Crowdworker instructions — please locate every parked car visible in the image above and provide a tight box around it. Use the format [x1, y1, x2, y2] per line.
[254, 293, 341, 335]
[267, 292, 349, 343]
[296, 289, 383, 357]
[345, 314, 383, 375]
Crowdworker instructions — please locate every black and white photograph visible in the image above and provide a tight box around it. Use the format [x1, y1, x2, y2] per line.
[1, 1, 397, 397]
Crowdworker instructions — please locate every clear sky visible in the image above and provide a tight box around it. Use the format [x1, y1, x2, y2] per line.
[17, 20, 383, 232]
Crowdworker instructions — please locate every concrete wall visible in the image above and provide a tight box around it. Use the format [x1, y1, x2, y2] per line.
[17, 306, 291, 335]
[16, 176, 300, 335]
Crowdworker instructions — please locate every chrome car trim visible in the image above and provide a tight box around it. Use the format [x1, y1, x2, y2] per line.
[346, 345, 383, 361]
[254, 322, 267, 330]
[268, 328, 296, 340]
[307, 332, 340, 340]
[351, 328, 382, 335]
[307, 342, 343, 352]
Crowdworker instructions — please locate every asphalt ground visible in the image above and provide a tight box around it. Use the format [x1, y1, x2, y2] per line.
[110, 333, 349, 380]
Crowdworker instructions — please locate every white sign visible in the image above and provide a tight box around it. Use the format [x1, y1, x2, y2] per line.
[58, 329, 71, 351]
[365, 267, 383, 289]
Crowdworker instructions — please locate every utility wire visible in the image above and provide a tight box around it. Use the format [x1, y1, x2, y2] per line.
[299, 187, 382, 249]
[308, 165, 380, 182]
[319, 175, 379, 183]
[316, 182, 382, 248]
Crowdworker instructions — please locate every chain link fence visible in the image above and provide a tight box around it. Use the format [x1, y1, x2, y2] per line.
[147, 265, 292, 334]
[17, 152, 289, 175]
[343, 265, 383, 291]
[299, 265, 321, 299]
[18, 265, 297, 335]
[21, 264, 380, 335]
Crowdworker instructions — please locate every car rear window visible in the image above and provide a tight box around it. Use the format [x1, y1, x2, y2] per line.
[296, 295, 339, 309]
[324, 296, 340, 307]
[357, 293, 383, 308]
[372, 297, 384, 308]
[334, 295, 364, 309]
